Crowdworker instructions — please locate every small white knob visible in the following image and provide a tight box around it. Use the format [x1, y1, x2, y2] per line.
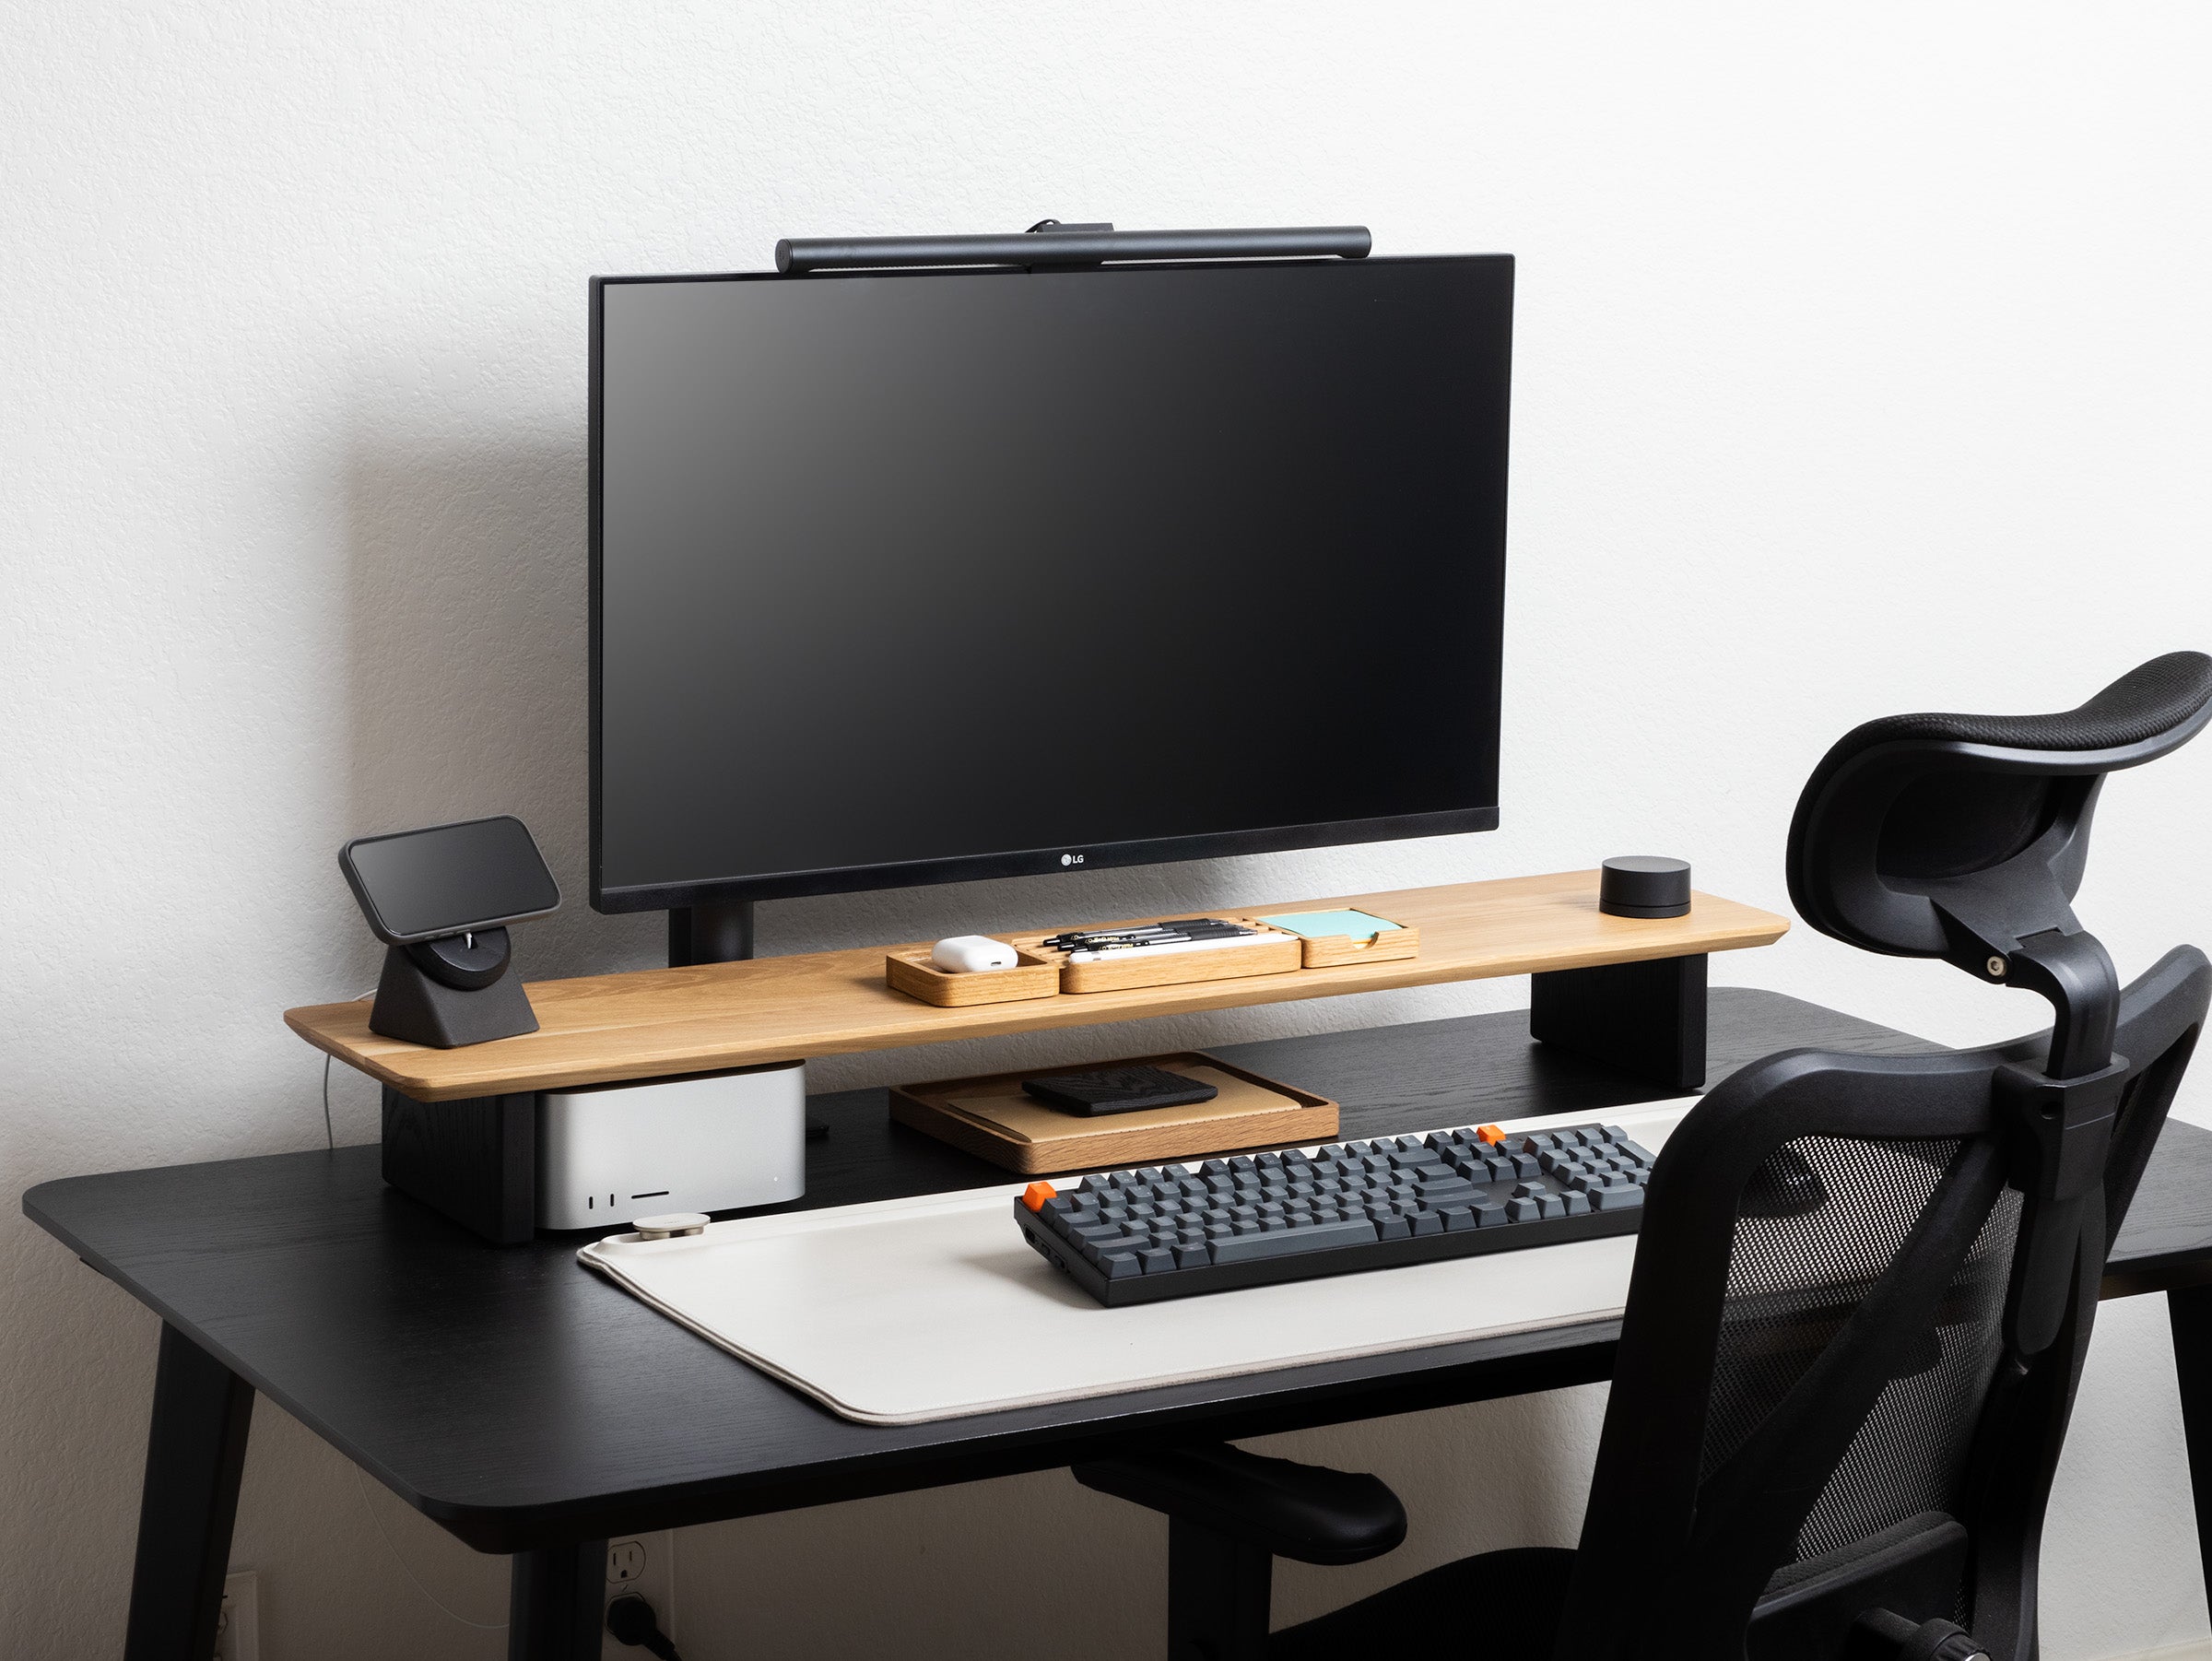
[631, 1212, 712, 1240]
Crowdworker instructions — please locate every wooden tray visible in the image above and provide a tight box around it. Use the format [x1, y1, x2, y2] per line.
[1267, 919, 1421, 969]
[1010, 920, 1305, 995]
[888, 1051, 1338, 1175]
[884, 944, 1060, 1007]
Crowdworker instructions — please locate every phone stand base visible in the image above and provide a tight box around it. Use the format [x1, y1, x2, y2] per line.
[368, 946, 540, 1049]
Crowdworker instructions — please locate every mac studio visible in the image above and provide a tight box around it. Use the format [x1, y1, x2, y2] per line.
[7, 9, 2212, 1661]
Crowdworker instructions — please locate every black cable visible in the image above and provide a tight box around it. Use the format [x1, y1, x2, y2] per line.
[606, 1595, 685, 1660]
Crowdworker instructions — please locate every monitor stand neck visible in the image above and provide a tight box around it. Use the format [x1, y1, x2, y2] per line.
[668, 900, 756, 967]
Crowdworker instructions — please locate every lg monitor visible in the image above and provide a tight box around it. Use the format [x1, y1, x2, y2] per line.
[590, 252, 1512, 937]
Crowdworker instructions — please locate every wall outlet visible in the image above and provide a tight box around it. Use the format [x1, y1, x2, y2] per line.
[603, 1533, 675, 1660]
[215, 1570, 259, 1661]
[607, 1539, 647, 1589]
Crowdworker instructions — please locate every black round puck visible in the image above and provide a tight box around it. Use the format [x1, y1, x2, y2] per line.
[1600, 855, 1691, 918]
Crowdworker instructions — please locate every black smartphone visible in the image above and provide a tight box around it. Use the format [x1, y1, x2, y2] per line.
[339, 816, 561, 945]
[1022, 1066, 1220, 1117]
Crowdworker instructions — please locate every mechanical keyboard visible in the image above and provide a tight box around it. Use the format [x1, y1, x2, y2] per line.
[1013, 1121, 1655, 1306]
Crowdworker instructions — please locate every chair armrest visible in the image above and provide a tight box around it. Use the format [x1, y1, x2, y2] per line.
[1849, 1610, 1991, 1661]
[1073, 1443, 1406, 1566]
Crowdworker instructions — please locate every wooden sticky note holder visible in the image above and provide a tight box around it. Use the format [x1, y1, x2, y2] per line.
[1266, 917, 1421, 969]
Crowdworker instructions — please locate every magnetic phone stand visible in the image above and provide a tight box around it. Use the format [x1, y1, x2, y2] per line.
[369, 926, 540, 1049]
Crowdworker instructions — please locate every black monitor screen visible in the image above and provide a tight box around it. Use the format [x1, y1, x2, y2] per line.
[591, 253, 1512, 910]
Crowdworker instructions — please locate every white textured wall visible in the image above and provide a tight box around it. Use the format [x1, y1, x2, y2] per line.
[5, 4, 2210, 1657]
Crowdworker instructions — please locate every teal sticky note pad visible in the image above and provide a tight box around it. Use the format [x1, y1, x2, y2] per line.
[1258, 909, 1405, 942]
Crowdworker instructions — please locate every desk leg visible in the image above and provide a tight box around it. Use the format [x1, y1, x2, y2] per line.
[509, 1540, 606, 1661]
[1530, 952, 1707, 1091]
[2169, 1285, 2212, 1603]
[123, 1324, 254, 1661]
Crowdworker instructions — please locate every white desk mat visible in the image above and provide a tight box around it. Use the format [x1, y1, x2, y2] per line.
[578, 1098, 1698, 1425]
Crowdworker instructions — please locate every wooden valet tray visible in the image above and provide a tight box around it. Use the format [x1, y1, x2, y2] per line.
[884, 945, 1062, 1008]
[1011, 919, 1305, 995]
[888, 1052, 1339, 1175]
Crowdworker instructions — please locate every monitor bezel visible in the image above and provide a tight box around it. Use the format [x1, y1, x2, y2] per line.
[588, 253, 1511, 914]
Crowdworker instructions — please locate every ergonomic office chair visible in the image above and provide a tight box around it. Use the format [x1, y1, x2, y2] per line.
[1075, 651, 2212, 1661]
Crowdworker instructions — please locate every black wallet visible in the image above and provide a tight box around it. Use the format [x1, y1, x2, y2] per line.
[1021, 1065, 1221, 1117]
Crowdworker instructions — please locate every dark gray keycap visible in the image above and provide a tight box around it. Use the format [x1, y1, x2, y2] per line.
[1100, 1252, 1141, 1278]
[1593, 1186, 1645, 1210]
[1175, 1244, 1210, 1269]
[1141, 1248, 1177, 1274]
[1209, 1217, 1379, 1265]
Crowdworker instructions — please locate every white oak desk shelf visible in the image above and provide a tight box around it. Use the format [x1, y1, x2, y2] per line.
[285, 870, 1789, 1242]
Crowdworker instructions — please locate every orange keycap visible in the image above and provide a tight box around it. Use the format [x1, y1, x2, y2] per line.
[1476, 1124, 1507, 1145]
[1021, 1181, 1058, 1212]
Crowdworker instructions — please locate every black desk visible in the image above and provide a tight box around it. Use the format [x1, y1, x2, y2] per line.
[28, 991, 2212, 1661]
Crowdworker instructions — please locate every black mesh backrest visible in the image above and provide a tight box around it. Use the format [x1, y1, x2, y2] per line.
[1551, 948, 2211, 1661]
[1787, 653, 2212, 973]
[1700, 1136, 2020, 1565]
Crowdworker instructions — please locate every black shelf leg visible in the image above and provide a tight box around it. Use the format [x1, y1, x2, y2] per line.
[1167, 1519, 1273, 1661]
[509, 1539, 608, 1661]
[382, 1088, 537, 1244]
[123, 1325, 254, 1661]
[1529, 952, 1708, 1091]
[2168, 1284, 2212, 1606]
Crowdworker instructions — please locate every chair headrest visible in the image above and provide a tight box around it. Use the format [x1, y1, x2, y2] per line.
[1786, 652, 2212, 978]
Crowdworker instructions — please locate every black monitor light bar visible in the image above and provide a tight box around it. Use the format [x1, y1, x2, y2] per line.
[773, 220, 1372, 275]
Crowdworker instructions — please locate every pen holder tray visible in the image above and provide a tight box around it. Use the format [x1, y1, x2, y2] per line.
[1010, 918, 1305, 995]
[885, 944, 1063, 1007]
